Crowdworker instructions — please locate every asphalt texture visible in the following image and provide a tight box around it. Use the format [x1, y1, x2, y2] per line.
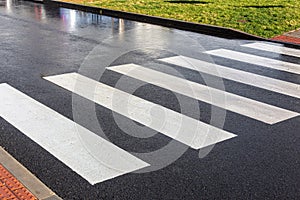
[1, 0, 300, 199]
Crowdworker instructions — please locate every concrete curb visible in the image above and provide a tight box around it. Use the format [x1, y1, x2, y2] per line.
[24, 0, 44, 4]
[43, 0, 264, 40]
[27, 0, 300, 47]
[0, 147, 62, 200]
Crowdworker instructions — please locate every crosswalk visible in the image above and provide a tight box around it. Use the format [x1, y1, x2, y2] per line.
[205, 48, 300, 74]
[242, 42, 300, 58]
[107, 63, 298, 124]
[160, 55, 300, 99]
[1, 42, 300, 185]
[0, 83, 150, 185]
[44, 72, 236, 149]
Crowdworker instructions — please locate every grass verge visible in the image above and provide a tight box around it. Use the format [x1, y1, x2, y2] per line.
[59, 0, 300, 38]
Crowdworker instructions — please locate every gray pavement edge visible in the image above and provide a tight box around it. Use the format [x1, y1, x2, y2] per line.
[0, 147, 62, 200]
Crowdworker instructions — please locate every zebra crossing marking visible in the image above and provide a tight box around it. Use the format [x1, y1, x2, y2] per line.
[44, 72, 237, 149]
[2, 41, 299, 185]
[107, 64, 298, 124]
[205, 49, 300, 74]
[242, 42, 300, 58]
[160, 55, 300, 99]
[0, 83, 149, 185]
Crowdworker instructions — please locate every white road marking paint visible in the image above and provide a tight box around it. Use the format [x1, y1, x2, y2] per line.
[160, 56, 300, 99]
[44, 73, 236, 149]
[107, 64, 298, 124]
[205, 49, 300, 74]
[242, 42, 300, 58]
[0, 83, 149, 185]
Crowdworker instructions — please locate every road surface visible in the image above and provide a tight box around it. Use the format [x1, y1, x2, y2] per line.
[0, 0, 300, 199]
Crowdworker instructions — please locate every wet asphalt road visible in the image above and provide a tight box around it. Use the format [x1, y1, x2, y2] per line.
[1, 0, 300, 199]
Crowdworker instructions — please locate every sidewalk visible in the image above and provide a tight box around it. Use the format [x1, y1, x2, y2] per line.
[272, 29, 300, 45]
[0, 147, 61, 200]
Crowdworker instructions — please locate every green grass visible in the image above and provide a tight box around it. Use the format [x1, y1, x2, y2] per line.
[62, 0, 300, 38]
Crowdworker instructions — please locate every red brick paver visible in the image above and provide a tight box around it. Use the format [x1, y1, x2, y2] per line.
[0, 165, 37, 200]
[271, 29, 300, 45]
[272, 35, 300, 45]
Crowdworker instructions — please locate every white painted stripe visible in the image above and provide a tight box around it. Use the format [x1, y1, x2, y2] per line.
[44, 73, 236, 149]
[0, 83, 149, 185]
[242, 42, 300, 58]
[205, 49, 300, 74]
[107, 64, 298, 124]
[160, 56, 300, 99]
